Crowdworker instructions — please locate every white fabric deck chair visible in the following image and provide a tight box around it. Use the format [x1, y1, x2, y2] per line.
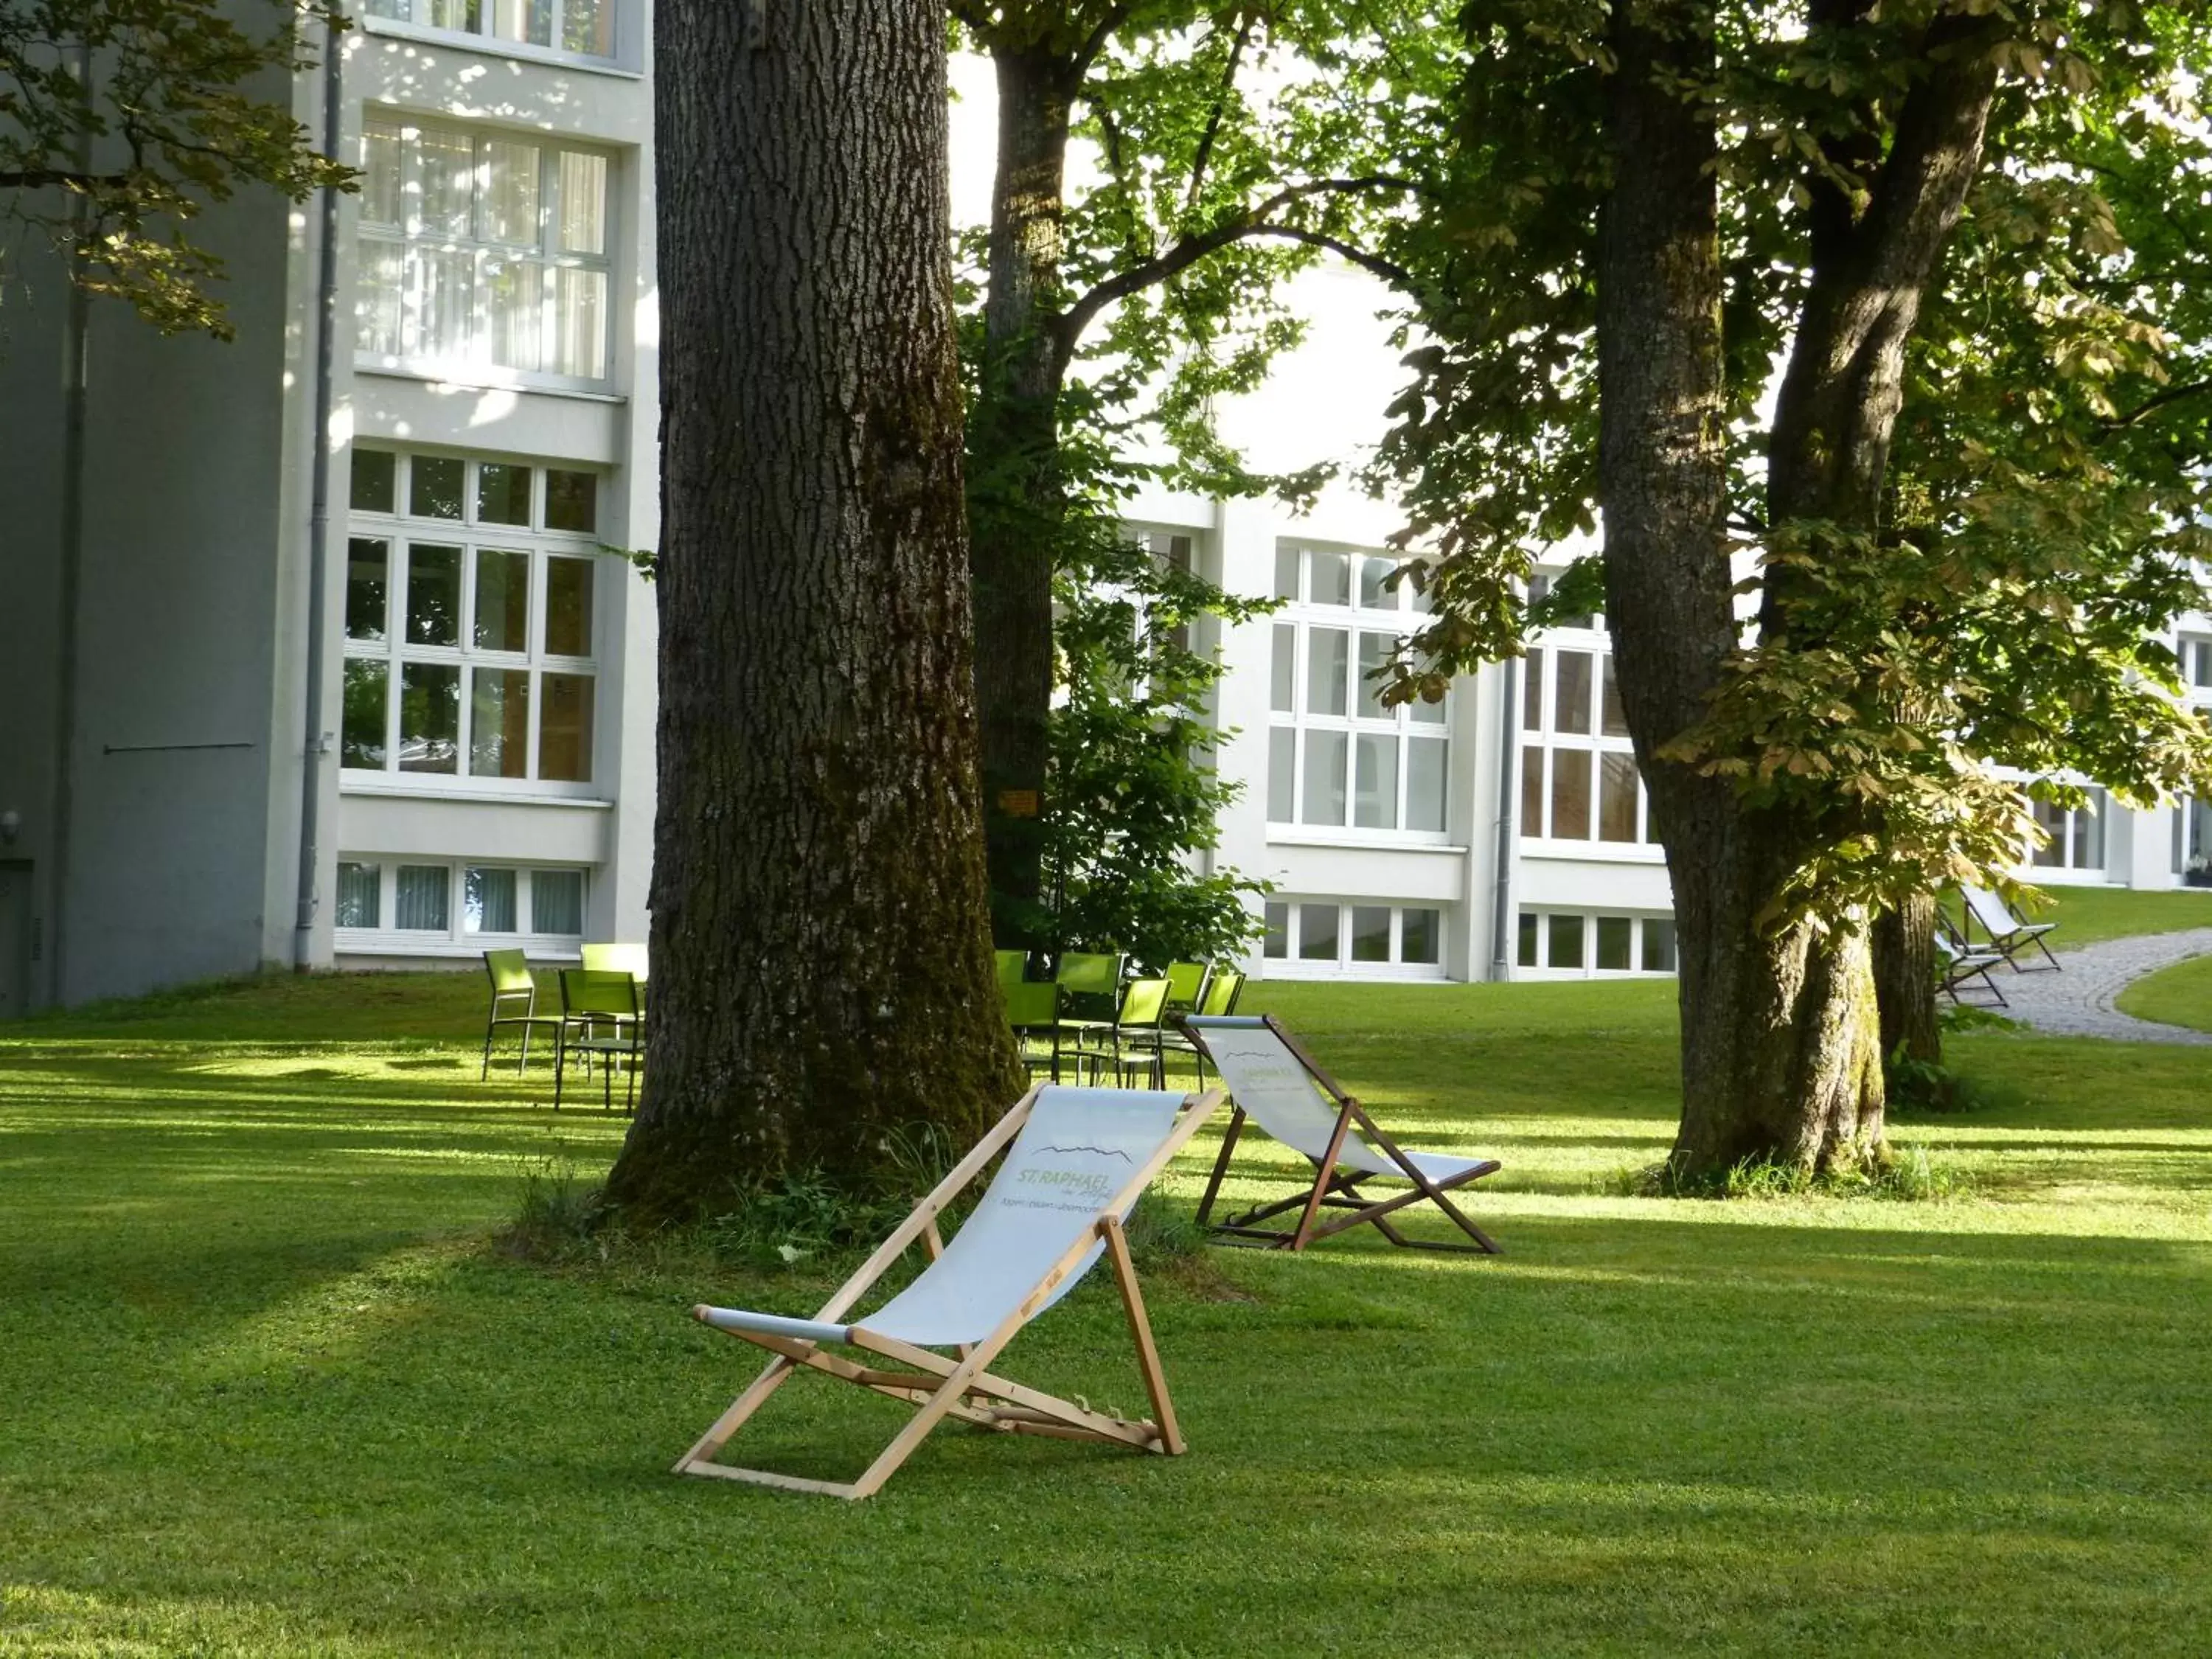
[1935, 931, 2009, 1007]
[1184, 1015, 1500, 1254]
[677, 1083, 1224, 1500]
[1961, 884, 2061, 971]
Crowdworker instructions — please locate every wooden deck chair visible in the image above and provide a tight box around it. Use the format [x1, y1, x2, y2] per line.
[1185, 1014, 1501, 1255]
[677, 1083, 1225, 1500]
[1959, 884, 2061, 971]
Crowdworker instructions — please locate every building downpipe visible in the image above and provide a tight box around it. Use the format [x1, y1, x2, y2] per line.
[293, 16, 344, 971]
[47, 41, 94, 1009]
[1488, 655, 1520, 981]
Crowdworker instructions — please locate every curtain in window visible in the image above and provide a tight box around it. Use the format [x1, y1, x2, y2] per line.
[335, 863, 381, 929]
[531, 869, 585, 934]
[465, 867, 518, 933]
[395, 866, 450, 931]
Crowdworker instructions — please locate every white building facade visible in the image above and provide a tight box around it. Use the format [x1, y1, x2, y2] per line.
[1, 4, 2204, 1015]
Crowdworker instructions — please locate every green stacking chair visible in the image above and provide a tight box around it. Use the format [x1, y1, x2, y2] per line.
[1073, 976, 1173, 1088]
[1156, 967, 1246, 1084]
[1051, 950, 1126, 1043]
[555, 968, 644, 1113]
[480, 948, 561, 1078]
[995, 950, 1031, 992]
[1001, 979, 1061, 1078]
[1163, 961, 1212, 1019]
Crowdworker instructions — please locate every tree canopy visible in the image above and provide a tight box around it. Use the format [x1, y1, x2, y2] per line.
[1373, 0, 2212, 1173]
[1, 0, 347, 336]
[1383, 0, 2212, 912]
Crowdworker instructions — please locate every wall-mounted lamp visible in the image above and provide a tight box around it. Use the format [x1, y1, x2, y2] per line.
[0, 811, 18, 846]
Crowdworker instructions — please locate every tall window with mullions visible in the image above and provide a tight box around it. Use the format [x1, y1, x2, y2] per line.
[355, 114, 614, 386]
[1265, 543, 1450, 838]
[341, 447, 606, 793]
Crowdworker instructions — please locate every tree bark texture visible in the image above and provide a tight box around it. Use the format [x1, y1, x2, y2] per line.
[1874, 891, 1941, 1067]
[1597, 0, 1883, 1178]
[970, 44, 1079, 944]
[604, 0, 1023, 1225]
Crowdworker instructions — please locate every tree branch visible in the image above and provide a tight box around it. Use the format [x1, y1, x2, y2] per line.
[0, 168, 124, 191]
[1054, 174, 1423, 361]
[1068, 1, 1137, 86]
[1185, 16, 1253, 212]
[2098, 378, 2212, 437]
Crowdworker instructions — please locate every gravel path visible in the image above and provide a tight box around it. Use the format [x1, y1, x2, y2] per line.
[1985, 926, 2212, 1044]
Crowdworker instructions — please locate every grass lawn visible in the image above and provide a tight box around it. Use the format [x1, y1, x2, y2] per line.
[4, 965, 2211, 1657]
[2115, 951, 2212, 1032]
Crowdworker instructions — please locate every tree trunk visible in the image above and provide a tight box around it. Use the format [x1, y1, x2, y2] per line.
[1874, 891, 1941, 1066]
[1596, 0, 1885, 1179]
[1759, 10, 1995, 1091]
[970, 46, 1078, 945]
[604, 0, 1023, 1226]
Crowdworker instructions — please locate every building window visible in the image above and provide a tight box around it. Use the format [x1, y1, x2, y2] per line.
[2177, 635, 2212, 692]
[1520, 640, 1654, 846]
[335, 861, 382, 928]
[342, 448, 605, 792]
[356, 114, 614, 386]
[334, 859, 591, 947]
[1266, 543, 1448, 837]
[1515, 910, 1676, 976]
[2029, 789, 2105, 872]
[361, 0, 618, 60]
[1262, 898, 1445, 974]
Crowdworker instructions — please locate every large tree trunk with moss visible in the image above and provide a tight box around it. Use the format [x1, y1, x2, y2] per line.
[970, 43, 1080, 946]
[1761, 1, 1997, 1077]
[1598, 0, 1885, 1178]
[603, 0, 1022, 1227]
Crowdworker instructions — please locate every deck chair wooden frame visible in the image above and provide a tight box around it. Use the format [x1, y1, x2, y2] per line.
[675, 1083, 1225, 1501]
[1186, 1014, 1501, 1256]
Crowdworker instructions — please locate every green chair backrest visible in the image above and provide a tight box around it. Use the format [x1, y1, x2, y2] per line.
[561, 968, 639, 1018]
[483, 947, 535, 995]
[995, 949, 1030, 992]
[582, 942, 649, 982]
[1164, 961, 1209, 1009]
[1054, 950, 1125, 1023]
[1197, 969, 1245, 1016]
[1118, 978, 1171, 1031]
[1002, 981, 1057, 1030]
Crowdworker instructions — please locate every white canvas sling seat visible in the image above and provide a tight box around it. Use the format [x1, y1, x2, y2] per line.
[1961, 884, 2061, 972]
[677, 1082, 1225, 1500]
[1184, 1014, 1502, 1255]
[1934, 931, 2008, 1008]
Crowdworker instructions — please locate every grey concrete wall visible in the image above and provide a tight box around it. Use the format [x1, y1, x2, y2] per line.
[0, 32, 299, 1006]
[0, 244, 72, 1006]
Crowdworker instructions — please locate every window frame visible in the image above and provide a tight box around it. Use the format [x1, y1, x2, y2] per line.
[341, 445, 610, 800]
[1512, 908, 1678, 978]
[1259, 896, 1449, 979]
[1517, 623, 1662, 859]
[2027, 787, 2108, 874]
[1265, 542, 1452, 844]
[358, 0, 631, 73]
[355, 111, 619, 392]
[333, 857, 592, 956]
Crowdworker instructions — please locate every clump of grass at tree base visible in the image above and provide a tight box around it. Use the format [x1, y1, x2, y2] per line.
[507, 1119, 1212, 1284]
[507, 1121, 969, 1272]
[1608, 1143, 1976, 1202]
